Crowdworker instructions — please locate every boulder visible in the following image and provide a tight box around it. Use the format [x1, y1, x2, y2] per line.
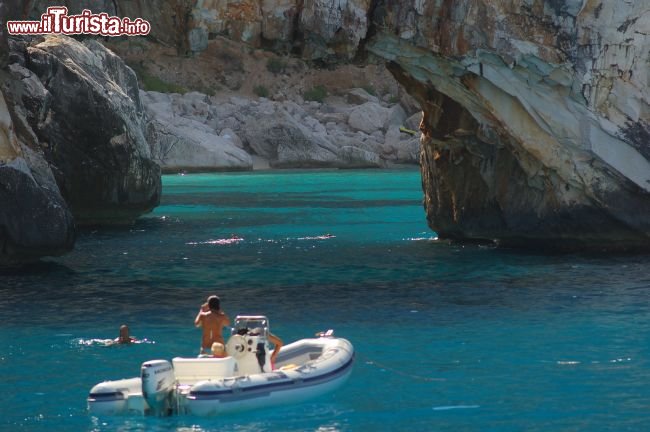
[403, 112, 422, 132]
[146, 116, 252, 172]
[10, 36, 161, 225]
[348, 102, 391, 134]
[338, 146, 382, 168]
[0, 157, 75, 263]
[141, 91, 252, 172]
[396, 135, 420, 164]
[347, 88, 379, 105]
[385, 104, 407, 129]
[240, 109, 338, 168]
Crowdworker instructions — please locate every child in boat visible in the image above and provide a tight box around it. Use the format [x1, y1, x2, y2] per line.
[211, 342, 226, 358]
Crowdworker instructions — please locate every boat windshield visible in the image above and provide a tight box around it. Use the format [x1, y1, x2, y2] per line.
[231, 315, 269, 338]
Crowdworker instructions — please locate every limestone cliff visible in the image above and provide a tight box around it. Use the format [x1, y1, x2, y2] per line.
[2, 20, 161, 261]
[0, 0, 74, 263]
[27, 0, 372, 57]
[20, 0, 650, 250]
[9, 35, 161, 225]
[366, 1, 650, 250]
[0, 89, 75, 263]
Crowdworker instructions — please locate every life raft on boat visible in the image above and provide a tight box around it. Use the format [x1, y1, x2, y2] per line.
[87, 316, 354, 416]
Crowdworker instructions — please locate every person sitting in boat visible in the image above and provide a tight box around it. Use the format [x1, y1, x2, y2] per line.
[114, 324, 137, 344]
[211, 342, 227, 358]
[246, 327, 283, 369]
[195, 295, 230, 355]
[268, 332, 283, 369]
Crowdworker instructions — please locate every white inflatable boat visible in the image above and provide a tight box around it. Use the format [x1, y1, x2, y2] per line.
[87, 316, 354, 416]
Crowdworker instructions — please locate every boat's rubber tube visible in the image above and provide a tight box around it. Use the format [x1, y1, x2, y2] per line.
[185, 337, 354, 416]
[87, 377, 142, 416]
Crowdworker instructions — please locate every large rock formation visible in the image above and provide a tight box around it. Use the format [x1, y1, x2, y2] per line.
[21, 0, 650, 250]
[27, 0, 372, 58]
[365, 1, 650, 250]
[1, 30, 163, 262]
[1, 0, 74, 263]
[0, 85, 75, 263]
[9, 35, 161, 225]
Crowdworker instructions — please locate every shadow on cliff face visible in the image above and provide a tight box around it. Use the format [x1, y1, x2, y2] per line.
[621, 120, 650, 161]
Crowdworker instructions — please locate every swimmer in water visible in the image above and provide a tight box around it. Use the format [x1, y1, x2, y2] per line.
[114, 324, 137, 344]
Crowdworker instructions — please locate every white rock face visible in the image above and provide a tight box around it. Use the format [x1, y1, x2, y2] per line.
[141, 91, 253, 172]
[348, 102, 391, 134]
[140, 90, 419, 170]
[0, 88, 20, 162]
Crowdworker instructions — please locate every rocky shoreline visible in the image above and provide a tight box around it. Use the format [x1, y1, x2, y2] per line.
[0, 33, 421, 263]
[141, 88, 421, 173]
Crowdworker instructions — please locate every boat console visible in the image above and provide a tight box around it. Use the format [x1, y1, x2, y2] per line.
[226, 315, 273, 375]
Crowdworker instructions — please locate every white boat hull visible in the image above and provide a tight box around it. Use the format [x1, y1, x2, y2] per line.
[87, 377, 148, 416]
[185, 337, 354, 416]
[88, 335, 354, 417]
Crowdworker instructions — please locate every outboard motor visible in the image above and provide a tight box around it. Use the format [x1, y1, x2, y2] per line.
[141, 359, 175, 416]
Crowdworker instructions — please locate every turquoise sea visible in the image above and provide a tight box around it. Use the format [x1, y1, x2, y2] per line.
[2, 169, 650, 431]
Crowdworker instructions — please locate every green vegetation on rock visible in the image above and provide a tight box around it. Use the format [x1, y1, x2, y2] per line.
[303, 85, 327, 103]
[254, 85, 269, 98]
[129, 64, 187, 94]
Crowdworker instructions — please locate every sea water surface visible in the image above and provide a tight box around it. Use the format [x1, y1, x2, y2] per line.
[2, 169, 650, 431]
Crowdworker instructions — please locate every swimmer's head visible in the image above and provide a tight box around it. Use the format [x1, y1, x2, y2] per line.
[207, 295, 220, 311]
[117, 324, 131, 343]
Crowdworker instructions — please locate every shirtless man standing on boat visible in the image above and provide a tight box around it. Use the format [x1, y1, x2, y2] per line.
[195, 295, 230, 355]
